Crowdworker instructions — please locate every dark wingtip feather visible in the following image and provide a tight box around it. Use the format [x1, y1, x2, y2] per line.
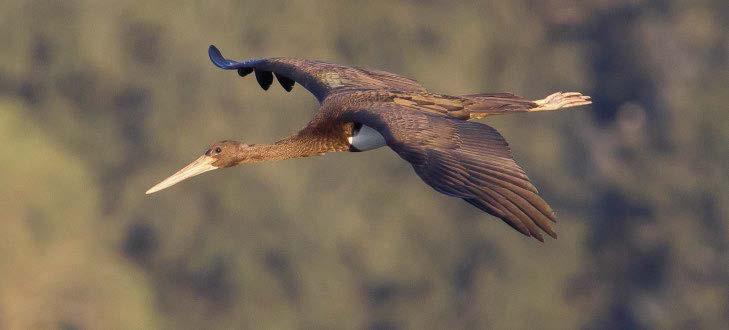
[238, 67, 253, 77]
[208, 45, 261, 73]
[208, 45, 236, 69]
[255, 70, 273, 90]
[275, 73, 295, 92]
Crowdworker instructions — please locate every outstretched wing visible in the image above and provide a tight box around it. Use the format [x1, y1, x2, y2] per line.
[209, 45, 427, 103]
[345, 104, 557, 241]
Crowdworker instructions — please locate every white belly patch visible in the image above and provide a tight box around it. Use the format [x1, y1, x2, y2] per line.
[348, 123, 386, 151]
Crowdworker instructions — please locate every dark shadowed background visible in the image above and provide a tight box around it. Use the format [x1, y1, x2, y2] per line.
[1, 0, 727, 329]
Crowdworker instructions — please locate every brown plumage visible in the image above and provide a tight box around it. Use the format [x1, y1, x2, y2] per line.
[146, 45, 592, 242]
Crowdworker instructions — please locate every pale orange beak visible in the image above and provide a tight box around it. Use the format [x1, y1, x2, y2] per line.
[146, 155, 218, 194]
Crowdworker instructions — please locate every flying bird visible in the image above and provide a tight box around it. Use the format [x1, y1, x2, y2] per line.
[146, 45, 591, 241]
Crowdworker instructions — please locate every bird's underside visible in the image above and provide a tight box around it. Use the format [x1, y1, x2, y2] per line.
[152, 46, 592, 242]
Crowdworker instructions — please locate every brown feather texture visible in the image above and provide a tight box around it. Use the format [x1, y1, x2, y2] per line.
[147, 45, 593, 241]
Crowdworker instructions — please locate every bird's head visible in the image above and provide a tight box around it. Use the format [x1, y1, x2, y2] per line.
[146, 140, 248, 194]
[205, 140, 246, 168]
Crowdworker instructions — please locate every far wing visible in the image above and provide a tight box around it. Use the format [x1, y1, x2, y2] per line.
[209, 45, 427, 103]
[345, 104, 557, 241]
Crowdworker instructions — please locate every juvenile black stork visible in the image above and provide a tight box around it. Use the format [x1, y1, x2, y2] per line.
[146, 45, 591, 241]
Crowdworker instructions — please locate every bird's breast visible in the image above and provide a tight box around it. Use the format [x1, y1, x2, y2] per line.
[347, 123, 386, 152]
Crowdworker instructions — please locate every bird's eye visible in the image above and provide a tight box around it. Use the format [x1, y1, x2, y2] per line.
[215, 147, 222, 154]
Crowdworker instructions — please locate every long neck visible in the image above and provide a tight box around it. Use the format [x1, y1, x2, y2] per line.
[237, 134, 328, 164]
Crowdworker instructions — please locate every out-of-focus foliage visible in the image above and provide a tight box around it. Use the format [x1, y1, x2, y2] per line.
[0, 0, 727, 328]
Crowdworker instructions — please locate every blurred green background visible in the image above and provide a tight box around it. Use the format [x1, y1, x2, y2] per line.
[1, 0, 727, 329]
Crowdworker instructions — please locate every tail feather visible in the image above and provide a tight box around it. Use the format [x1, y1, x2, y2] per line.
[460, 94, 537, 118]
[458, 91, 591, 120]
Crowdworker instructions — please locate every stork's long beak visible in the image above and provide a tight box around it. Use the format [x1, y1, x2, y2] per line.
[146, 155, 218, 194]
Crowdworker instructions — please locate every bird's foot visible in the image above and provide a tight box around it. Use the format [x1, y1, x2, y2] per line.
[532, 92, 592, 112]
